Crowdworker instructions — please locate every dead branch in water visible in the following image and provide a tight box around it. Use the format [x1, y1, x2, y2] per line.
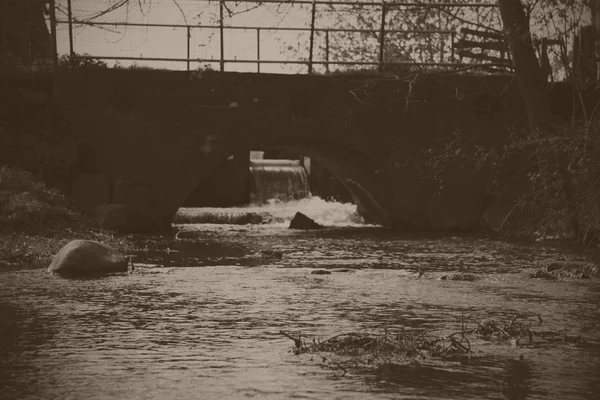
[280, 327, 472, 361]
[472, 314, 536, 344]
[281, 314, 546, 366]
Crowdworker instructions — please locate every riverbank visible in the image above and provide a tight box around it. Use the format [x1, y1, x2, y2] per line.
[0, 166, 137, 271]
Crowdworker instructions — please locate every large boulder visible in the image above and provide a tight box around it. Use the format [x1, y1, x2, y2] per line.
[48, 240, 128, 276]
[93, 204, 169, 233]
[289, 212, 323, 229]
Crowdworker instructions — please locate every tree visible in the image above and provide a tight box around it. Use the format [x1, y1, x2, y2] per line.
[0, 0, 51, 70]
[497, 0, 552, 127]
[289, 0, 586, 78]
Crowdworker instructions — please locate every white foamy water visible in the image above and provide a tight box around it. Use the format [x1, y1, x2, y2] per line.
[261, 196, 364, 226]
[176, 196, 366, 227]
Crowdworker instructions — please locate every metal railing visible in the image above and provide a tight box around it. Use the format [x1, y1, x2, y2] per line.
[53, 0, 503, 73]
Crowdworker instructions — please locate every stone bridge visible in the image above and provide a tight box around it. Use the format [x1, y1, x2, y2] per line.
[53, 68, 570, 232]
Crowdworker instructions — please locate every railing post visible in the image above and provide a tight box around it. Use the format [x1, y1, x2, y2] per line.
[378, 0, 386, 73]
[308, 0, 316, 74]
[186, 26, 191, 71]
[500, 35, 505, 67]
[325, 30, 329, 73]
[49, 0, 58, 72]
[67, 0, 74, 64]
[450, 31, 455, 63]
[219, 0, 225, 72]
[256, 28, 261, 73]
[438, 7, 443, 63]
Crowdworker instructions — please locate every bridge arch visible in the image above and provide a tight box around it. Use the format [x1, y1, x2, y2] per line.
[178, 137, 396, 226]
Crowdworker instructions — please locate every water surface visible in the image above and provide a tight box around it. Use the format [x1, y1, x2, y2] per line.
[1, 201, 599, 400]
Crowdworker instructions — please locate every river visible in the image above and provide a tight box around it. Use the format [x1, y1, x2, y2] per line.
[1, 197, 599, 400]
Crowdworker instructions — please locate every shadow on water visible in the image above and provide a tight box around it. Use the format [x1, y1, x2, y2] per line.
[352, 354, 542, 400]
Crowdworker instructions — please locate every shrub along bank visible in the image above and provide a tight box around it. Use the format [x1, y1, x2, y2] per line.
[0, 166, 135, 270]
[413, 119, 600, 244]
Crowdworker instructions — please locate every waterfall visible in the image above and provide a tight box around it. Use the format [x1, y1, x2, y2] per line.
[249, 159, 310, 204]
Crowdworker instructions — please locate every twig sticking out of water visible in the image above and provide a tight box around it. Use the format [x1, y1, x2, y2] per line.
[280, 330, 304, 351]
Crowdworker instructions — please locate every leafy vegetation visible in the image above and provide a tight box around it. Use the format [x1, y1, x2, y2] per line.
[394, 117, 600, 243]
[0, 166, 135, 270]
[0, 166, 79, 232]
[58, 53, 109, 69]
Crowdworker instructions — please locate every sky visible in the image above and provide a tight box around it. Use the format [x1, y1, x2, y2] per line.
[50, 0, 585, 77]
[54, 0, 339, 73]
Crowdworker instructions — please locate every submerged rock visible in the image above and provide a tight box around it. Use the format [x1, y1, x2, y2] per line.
[531, 260, 599, 279]
[311, 269, 332, 275]
[258, 249, 284, 259]
[48, 240, 128, 277]
[439, 273, 477, 281]
[129, 263, 174, 275]
[528, 270, 558, 280]
[289, 212, 323, 230]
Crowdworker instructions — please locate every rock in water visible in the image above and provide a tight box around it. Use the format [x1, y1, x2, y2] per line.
[289, 212, 323, 230]
[48, 240, 128, 276]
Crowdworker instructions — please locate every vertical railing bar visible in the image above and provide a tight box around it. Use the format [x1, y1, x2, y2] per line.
[49, 0, 58, 73]
[500, 34, 505, 68]
[308, 0, 317, 73]
[378, 0, 386, 73]
[438, 7, 443, 63]
[186, 26, 191, 71]
[219, 0, 225, 71]
[450, 31, 455, 63]
[256, 28, 261, 72]
[325, 30, 329, 73]
[67, 0, 75, 63]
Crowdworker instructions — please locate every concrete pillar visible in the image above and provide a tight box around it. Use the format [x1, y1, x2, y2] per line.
[231, 149, 251, 205]
[301, 155, 311, 175]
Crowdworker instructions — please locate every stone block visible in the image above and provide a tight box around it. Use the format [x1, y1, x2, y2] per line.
[71, 173, 111, 213]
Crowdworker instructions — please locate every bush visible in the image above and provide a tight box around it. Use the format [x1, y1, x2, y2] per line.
[512, 121, 600, 243]
[399, 119, 600, 243]
[0, 166, 80, 231]
[58, 53, 108, 68]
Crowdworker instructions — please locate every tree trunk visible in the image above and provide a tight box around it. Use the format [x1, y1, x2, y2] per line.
[498, 0, 582, 238]
[0, 0, 51, 70]
[497, 0, 552, 127]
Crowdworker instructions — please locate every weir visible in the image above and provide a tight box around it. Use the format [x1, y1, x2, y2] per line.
[249, 159, 310, 205]
[179, 152, 314, 224]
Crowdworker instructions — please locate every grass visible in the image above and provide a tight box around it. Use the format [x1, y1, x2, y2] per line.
[0, 166, 136, 271]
